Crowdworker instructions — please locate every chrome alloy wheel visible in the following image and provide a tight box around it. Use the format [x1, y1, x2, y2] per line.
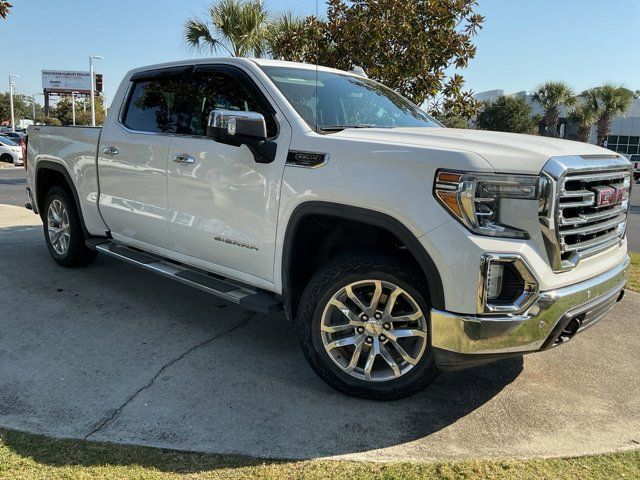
[47, 199, 71, 255]
[320, 280, 428, 382]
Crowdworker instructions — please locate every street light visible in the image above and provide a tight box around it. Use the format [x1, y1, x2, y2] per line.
[89, 55, 103, 127]
[8, 74, 20, 132]
[71, 91, 79, 126]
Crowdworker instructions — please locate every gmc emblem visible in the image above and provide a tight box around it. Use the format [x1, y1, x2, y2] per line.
[592, 186, 625, 207]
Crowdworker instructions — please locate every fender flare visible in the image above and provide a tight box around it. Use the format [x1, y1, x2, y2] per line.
[281, 201, 445, 320]
[35, 160, 91, 238]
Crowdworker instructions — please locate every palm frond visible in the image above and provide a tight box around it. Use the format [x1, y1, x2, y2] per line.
[0, 0, 12, 19]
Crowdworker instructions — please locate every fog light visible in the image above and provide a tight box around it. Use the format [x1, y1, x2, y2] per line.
[478, 254, 538, 314]
[485, 263, 504, 300]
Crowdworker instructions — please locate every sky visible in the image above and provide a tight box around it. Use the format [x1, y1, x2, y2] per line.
[1, 0, 638, 107]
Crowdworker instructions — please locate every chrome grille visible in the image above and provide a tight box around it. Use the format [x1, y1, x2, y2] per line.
[540, 156, 632, 272]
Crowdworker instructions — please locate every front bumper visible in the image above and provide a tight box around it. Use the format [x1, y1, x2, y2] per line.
[431, 255, 629, 369]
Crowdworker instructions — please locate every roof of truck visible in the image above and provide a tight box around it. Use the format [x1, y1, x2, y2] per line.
[126, 57, 353, 77]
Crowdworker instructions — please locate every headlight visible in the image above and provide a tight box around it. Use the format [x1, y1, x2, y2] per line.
[434, 170, 540, 239]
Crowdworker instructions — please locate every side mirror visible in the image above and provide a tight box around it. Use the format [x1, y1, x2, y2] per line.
[207, 109, 277, 164]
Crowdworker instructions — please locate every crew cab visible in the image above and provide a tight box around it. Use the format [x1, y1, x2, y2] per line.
[25, 58, 632, 399]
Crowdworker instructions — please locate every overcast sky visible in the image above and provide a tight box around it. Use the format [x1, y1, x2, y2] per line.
[1, 0, 638, 106]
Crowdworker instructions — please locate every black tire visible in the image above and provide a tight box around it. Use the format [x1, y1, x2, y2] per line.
[43, 186, 98, 268]
[0, 153, 12, 163]
[296, 253, 439, 400]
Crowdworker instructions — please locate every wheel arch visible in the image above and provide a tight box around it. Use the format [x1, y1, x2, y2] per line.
[281, 202, 445, 321]
[35, 160, 90, 238]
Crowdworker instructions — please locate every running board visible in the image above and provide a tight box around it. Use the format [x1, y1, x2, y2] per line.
[90, 241, 282, 314]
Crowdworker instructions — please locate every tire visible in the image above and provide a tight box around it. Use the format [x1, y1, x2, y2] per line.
[0, 153, 12, 163]
[43, 186, 98, 267]
[296, 253, 439, 400]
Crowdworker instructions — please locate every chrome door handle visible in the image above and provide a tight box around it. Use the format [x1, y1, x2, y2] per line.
[173, 154, 195, 164]
[102, 146, 119, 156]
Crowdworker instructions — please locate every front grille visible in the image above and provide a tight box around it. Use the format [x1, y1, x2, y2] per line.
[556, 168, 630, 264]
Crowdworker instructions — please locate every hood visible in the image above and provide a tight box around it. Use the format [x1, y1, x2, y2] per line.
[334, 127, 618, 174]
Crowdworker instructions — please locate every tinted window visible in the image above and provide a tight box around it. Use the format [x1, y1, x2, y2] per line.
[0, 136, 17, 146]
[189, 71, 277, 137]
[123, 75, 193, 134]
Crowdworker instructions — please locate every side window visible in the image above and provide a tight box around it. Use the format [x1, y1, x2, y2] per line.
[122, 74, 193, 134]
[190, 71, 277, 137]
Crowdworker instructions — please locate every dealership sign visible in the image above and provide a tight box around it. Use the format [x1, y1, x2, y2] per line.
[42, 70, 93, 93]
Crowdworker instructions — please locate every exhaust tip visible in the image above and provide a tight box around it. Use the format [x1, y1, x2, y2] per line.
[553, 314, 584, 346]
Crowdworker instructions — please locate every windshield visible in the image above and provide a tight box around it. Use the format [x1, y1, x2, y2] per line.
[0, 136, 17, 146]
[261, 66, 440, 131]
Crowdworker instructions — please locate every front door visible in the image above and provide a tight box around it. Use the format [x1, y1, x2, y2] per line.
[167, 65, 290, 283]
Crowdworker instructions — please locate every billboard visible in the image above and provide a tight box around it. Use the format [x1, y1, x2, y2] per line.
[42, 70, 94, 93]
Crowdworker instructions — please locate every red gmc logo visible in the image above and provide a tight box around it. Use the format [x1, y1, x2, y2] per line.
[593, 186, 626, 207]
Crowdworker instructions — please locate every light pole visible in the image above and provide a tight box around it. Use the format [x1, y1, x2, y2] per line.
[71, 91, 78, 126]
[9, 74, 20, 132]
[89, 55, 103, 127]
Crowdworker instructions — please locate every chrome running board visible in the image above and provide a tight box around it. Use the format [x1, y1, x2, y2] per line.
[89, 240, 282, 314]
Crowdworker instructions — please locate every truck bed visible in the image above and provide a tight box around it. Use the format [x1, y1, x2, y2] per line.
[27, 125, 108, 236]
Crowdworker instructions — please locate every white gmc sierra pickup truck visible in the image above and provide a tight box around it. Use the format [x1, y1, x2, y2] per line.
[25, 58, 631, 399]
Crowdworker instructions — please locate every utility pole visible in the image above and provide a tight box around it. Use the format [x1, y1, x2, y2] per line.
[89, 55, 103, 127]
[9, 74, 20, 132]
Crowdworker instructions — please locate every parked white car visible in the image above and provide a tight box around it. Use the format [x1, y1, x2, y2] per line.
[0, 136, 23, 165]
[25, 58, 632, 399]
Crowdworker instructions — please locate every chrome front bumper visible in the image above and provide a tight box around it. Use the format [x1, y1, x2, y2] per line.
[431, 256, 629, 367]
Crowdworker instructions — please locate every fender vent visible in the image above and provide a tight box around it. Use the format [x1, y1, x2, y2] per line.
[286, 150, 327, 168]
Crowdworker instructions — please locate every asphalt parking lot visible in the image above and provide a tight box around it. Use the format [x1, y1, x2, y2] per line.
[0, 204, 639, 462]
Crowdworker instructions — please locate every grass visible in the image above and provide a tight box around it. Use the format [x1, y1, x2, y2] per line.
[628, 252, 640, 293]
[0, 429, 639, 480]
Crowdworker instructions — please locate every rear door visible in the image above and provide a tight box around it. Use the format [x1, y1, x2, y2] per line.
[97, 67, 193, 250]
[166, 64, 290, 283]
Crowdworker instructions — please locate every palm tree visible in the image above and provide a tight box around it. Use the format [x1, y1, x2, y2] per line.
[532, 81, 576, 138]
[0, 1, 12, 19]
[266, 12, 304, 59]
[184, 0, 268, 57]
[592, 84, 634, 146]
[568, 90, 599, 143]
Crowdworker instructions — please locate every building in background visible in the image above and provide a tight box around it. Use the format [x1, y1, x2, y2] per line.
[475, 90, 640, 157]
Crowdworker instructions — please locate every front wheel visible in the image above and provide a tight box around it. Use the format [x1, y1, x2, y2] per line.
[297, 254, 438, 400]
[43, 187, 97, 267]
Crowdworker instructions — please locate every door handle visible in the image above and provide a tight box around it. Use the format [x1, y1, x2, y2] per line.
[102, 146, 119, 156]
[173, 154, 195, 164]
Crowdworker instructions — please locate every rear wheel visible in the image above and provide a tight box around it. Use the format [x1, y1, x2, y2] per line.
[297, 253, 438, 400]
[43, 187, 97, 267]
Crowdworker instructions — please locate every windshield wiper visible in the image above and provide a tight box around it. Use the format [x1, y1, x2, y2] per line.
[318, 124, 376, 132]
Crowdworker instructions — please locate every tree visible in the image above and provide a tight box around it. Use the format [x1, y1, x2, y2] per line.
[568, 90, 599, 143]
[269, 0, 484, 118]
[435, 114, 468, 129]
[0, 92, 32, 123]
[591, 84, 634, 146]
[0, 1, 12, 19]
[53, 96, 105, 125]
[476, 96, 537, 134]
[184, 0, 268, 57]
[532, 81, 576, 138]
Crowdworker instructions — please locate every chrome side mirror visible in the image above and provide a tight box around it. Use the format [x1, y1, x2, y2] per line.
[207, 109, 275, 163]
[207, 109, 267, 142]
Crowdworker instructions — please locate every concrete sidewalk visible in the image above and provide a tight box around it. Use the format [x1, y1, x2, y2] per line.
[0, 203, 639, 462]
